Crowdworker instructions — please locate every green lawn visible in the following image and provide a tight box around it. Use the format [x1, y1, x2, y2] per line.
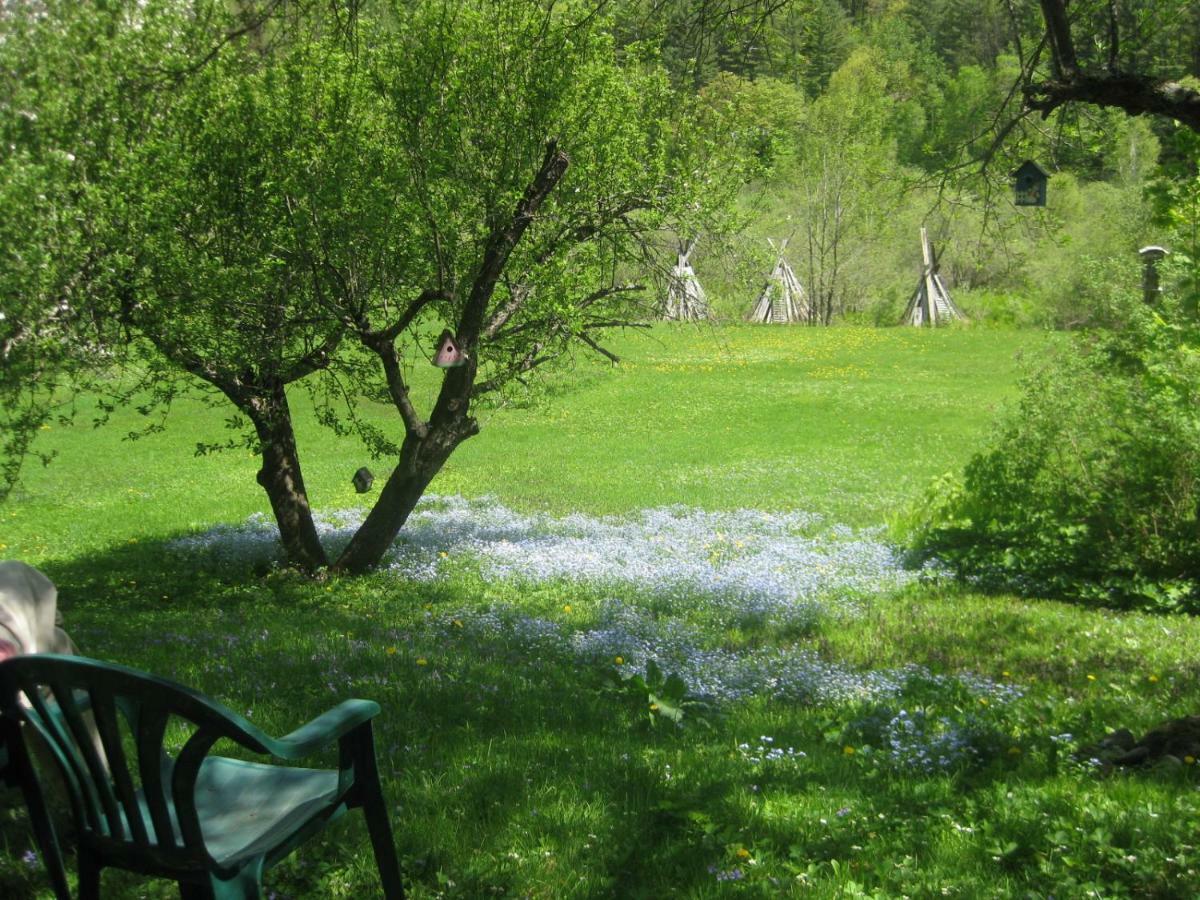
[4, 324, 1042, 554]
[5, 324, 1200, 899]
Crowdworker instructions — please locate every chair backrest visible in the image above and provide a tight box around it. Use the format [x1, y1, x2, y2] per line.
[0, 654, 276, 873]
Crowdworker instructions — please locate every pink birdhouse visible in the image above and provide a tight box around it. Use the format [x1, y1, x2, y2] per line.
[432, 330, 468, 368]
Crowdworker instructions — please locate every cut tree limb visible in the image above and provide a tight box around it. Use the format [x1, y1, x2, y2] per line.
[1024, 73, 1200, 130]
[1028, 0, 1200, 131]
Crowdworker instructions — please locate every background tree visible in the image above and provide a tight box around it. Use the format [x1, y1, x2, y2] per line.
[0, 0, 160, 500]
[903, 2, 1200, 610]
[793, 46, 900, 323]
[4, 0, 747, 573]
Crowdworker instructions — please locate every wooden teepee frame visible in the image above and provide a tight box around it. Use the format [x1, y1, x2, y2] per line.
[662, 239, 709, 321]
[903, 227, 966, 326]
[748, 238, 809, 323]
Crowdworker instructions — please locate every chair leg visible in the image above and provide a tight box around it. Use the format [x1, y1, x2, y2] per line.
[3, 718, 71, 900]
[77, 847, 101, 900]
[353, 725, 405, 899]
[179, 879, 213, 899]
[207, 859, 264, 900]
[27, 795, 71, 900]
[362, 786, 405, 899]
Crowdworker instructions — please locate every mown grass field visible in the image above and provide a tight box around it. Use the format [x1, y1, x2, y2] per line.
[4, 324, 1041, 548]
[4, 324, 1200, 899]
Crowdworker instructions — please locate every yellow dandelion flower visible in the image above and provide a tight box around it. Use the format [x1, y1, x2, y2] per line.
[735, 847, 751, 859]
[1001, 670, 1011, 678]
[614, 656, 624, 666]
[416, 657, 428, 667]
[1148, 674, 1160, 683]
[563, 604, 572, 613]
[452, 619, 463, 628]
[386, 646, 398, 655]
[649, 703, 659, 712]
[1086, 674, 1097, 681]
[438, 551, 448, 559]
[1008, 746, 1022, 755]
[1185, 756, 1195, 765]
[978, 698, 989, 706]
[843, 745, 855, 755]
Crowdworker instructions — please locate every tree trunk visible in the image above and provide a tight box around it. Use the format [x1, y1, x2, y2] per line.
[247, 384, 329, 573]
[333, 422, 476, 574]
[333, 142, 564, 575]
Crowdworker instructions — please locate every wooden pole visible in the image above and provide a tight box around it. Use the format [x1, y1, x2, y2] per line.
[921, 228, 938, 325]
[1139, 245, 1168, 305]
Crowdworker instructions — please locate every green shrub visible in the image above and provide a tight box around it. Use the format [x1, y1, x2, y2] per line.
[906, 289, 1200, 611]
[954, 288, 1044, 329]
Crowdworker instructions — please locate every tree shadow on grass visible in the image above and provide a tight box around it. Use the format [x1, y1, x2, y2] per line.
[16, 539, 1187, 898]
[2, 538, 759, 897]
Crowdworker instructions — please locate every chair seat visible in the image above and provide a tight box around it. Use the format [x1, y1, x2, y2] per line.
[197, 757, 344, 866]
[125, 757, 343, 867]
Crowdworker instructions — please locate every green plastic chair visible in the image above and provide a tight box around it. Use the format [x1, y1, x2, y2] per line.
[1, 686, 77, 899]
[0, 654, 405, 899]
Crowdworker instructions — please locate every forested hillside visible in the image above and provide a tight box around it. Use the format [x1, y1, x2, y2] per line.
[616, 0, 1200, 326]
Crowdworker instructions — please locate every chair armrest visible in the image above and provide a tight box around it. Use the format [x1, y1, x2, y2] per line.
[267, 699, 381, 760]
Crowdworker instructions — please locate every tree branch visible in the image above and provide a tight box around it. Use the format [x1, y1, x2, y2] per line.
[578, 331, 620, 363]
[144, 0, 290, 82]
[483, 284, 533, 339]
[1107, 0, 1120, 73]
[356, 287, 450, 439]
[364, 287, 451, 344]
[280, 330, 344, 382]
[487, 283, 644, 343]
[578, 282, 644, 310]
[1004, 0, 1027, 70]
[456, 140, 570, 348]
[472, 340, 559, 396]
[427, 140, 570, 427]
[361, 330, 428, 439]
[1038, 0, 1077, 77]
[1027, 0, 1200, 131]
[1024, 73, 1200, 130]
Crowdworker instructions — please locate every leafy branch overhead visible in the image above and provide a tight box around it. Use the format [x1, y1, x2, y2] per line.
[1027, 0, 1200, 130]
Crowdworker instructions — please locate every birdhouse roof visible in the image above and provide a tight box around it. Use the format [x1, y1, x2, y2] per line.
[1011, 159, 1049, 179]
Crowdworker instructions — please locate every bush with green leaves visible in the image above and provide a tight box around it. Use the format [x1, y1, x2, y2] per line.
[905, 284, 1200, 611]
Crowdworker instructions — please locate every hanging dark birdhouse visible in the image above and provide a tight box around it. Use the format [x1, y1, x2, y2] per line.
[352, 466, 374, 493]
[1012, 160, 1049, 207]
[432, 329, 468, 368]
